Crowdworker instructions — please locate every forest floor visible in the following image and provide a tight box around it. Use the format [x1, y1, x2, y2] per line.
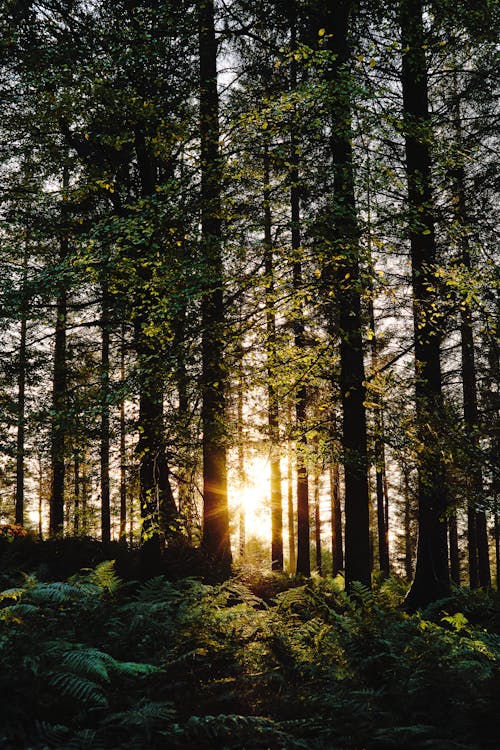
[0, 536, 499, 749]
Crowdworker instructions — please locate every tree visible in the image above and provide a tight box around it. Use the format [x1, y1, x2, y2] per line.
[400, 0, 450, 609]
[322, 0, 371, 589]
[198, 0, 232, 569]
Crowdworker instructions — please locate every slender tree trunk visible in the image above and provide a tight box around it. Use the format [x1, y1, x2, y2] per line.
[495, 502, 500, 591]
[314, 463, 322, 575]
[37, 454, 43, 539]
[100, 278, 111, 544]
[236, 336, 245, 559]
[449, 513, 461, 586]
[287, 437, 296, 572]
[366, 149, 390, 578]
[264, 148, 283, 570]
[369, 297, 390, 577]
[49, 167, 69, 537]
[400, 0, 450, 609]
[323, 1, 371, 589]
[73, 452, 80, 535]
[288, 22, 310, 577]
[451, 107, 490, 589]
[198, 0, 231, 569]
[330, 462, 344, 576]
[119, 323, 127, 540]
[133, 133, 178, 565]
[15, 243, 28, 526]
[402, 463, 414, 581]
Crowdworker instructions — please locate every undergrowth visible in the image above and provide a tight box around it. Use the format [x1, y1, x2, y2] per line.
[0, 562, 498, 749]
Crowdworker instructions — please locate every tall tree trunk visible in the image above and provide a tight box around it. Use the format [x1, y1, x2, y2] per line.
[366, 148, 390, 577]
[314, 462, 322, 575]
[323, 1, 371, 589]
[287, 435, 296, 572]
[100, 278, 111, 544]
[449, 513, 461, 586]
[15, 243, 28, 526]
[264, 148, 283, 570]
[119, 323, 127, 540]
[49, 167, 69, 538]
[198, 0, 231, 569]
[289, 20, 310, 577]
[368, 298, 390, 577]
[330, 461, 344, 576]
[133, 132, 178, 565]
[451, 100, 490, 588]
[37, 454, 44, 539]
[236, 334, 245, 559]
[400, 0, 450, 609]
[402, 463, 414, 581]
[73, 452, 80, 535]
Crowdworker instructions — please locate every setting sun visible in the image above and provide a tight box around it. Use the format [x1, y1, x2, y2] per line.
[229, 454, 273, 545]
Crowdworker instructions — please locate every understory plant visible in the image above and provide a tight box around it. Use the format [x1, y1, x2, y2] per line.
[0, 564, 498, 749]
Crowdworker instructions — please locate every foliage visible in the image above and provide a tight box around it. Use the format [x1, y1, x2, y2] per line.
[0, 563, 498, 748]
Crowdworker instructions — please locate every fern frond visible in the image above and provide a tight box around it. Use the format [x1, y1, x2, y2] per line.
[90, 560, 122, 593]
[135, 575, 182, 603]
[30, 582, 81, 605]
[0, 587, 25, 601]
[348, 581, 373, 607]
[105, 700, 175, 729]
[62, 648, 113, 683]
[112, 660, 160, 677]
[166, 714, 309, 748]
[48, 671, 108, 707]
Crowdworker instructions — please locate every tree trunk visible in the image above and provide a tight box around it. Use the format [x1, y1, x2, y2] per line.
[49, 167, 69, 537]
[264, 148, 283, 571]
[400, 0, 450, 609]
[100, 278, 111, 544]
[324, 1, 371, 589]
[452, 118, 490, 588]
[314, 463, 322, 575]
[198, 0, 231, 569]
[133, 132, 178, 565]
[449, 512, 461, 586]
[15, 243, 28, 526]
[330, 462, 344, 576]
[288, 21, 310, 577]
[287, 437, 296, 573]
[119, 323, 127, 540]
[402, 463, 414, 581]
[236, 336, 245, 559]
[366, 146, 390, 578]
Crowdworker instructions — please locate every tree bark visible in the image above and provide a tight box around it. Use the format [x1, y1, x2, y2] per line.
[288, 20, 310, 577]
[324, 0, 371, 589]
[330, 461, 344, 576]
[314, 462, 322, 575]
[287, 435, 296, 572]
[400, 0, 450, 609]
[449, 512, 461, 586]
[100, 277, 111, 544]
[198, 0, 232, 569]
[119, 322, 127, 540]
[15, 242, 28, 526]
[49, 167, 69, 537]
[264, 148, 283, 570]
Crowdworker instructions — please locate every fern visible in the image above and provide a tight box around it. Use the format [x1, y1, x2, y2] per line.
[165, 714, 309, 749]
[30, 581, 82, 605]
[61, 647, 114, 683]
[48, 671, 109, 707]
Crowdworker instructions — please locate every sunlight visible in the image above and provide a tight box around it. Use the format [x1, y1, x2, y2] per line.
[229, 454, 272, 543]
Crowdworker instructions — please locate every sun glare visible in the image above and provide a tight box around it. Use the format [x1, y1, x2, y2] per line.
[229, 454, 273, 542]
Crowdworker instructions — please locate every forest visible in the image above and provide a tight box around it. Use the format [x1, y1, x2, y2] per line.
[0, 0, 499, 747]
